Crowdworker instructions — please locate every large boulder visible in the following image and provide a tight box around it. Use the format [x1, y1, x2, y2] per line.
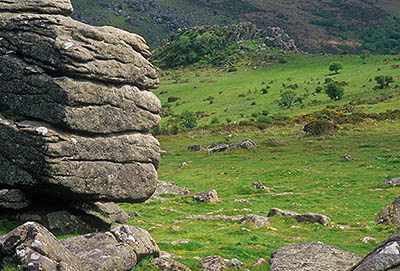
[269, 242, 361, 271]
[0, 222, 82, 271]
[376, 195, 400, 227]
[61, 232, 138, 271]
[0, 221, 160, 271]
[349, 231, 400, 271]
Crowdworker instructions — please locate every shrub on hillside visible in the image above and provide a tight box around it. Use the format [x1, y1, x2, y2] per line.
[279, 90, 298, 108]
[257, 116, 273, 124]
[180, 110, 197, 129]
[325, 83, 344, 100]
[303, 120, 337, 136]
[375, 75, 394, 89]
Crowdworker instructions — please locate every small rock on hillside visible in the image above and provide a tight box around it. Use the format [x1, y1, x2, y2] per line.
[198, 256, 226, 271]
[381, 177, 400, 185]
[269, 242, 361, 271]
[191, 190, 219, 203]
[268, 208, 331, 226]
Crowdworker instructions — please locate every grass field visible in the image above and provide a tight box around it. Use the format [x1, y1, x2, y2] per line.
[1, 54, 400, 270]
[127, 120, 400, 270]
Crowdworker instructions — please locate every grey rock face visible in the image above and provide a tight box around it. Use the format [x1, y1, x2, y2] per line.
[0, 119, 159, 202]
[269, 242, 361, 271]
[0, 189, 30, 209]
[376, 195, 400, 227]
[61, 231, 137, 271]
[349, 233, 400, 271]
[0, 222, 82, 271]
[0, 55, 160, 134]
[0, 0, 160, 234]
[0, 0, 73, 15]
[268, 208, 331, 226]
[72, 201, 129, 225]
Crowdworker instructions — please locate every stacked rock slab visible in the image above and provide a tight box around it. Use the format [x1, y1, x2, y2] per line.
[0, 0, 161, 233]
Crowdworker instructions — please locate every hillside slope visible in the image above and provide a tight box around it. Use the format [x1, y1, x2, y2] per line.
[70, 0, 400, 53]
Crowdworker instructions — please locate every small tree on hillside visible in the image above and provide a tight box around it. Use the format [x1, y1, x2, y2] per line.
[329, 62, 343, 74]
[325, 82, 344, 100]
[375, 75, 394, 89]
[279, 90, 297, 108]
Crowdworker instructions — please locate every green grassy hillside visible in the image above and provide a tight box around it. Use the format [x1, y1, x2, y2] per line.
[155, 54, 400, 132]
[70, 0, 400, 53]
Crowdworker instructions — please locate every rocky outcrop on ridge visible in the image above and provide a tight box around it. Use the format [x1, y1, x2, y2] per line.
[163, 23, 299, 53]
[0, 0, 161, 233]
[0, 222, 160, 271]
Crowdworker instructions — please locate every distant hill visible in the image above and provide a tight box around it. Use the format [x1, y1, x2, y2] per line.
[70, 0, 400, 54]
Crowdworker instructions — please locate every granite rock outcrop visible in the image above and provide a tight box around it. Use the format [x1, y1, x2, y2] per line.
[0, 0, 160, 233]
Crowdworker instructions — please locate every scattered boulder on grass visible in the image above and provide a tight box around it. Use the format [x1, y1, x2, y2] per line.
[198, 256, 226, 271]
[381, 177, 400, 185]
[150, 258, 192, 271]
[224, 258, 244, 269]
[268, 208, 331, 226]
[227, 138, 257, 151]
[250, 182, 270, 192]
[187, 145, 201, 151]
[207, 138, 257, 154]
[349, 232, 400, 271]
[207, 143, 229, 154]
[191, 190, 219, 203]
[376, 195, 400, 227]
[269, 242, 361, 271]
[240, 214, 270, 228]
[152, 181, 190, 198]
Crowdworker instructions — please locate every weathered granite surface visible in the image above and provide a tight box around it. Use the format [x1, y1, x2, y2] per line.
[0, 0, 161, 234]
